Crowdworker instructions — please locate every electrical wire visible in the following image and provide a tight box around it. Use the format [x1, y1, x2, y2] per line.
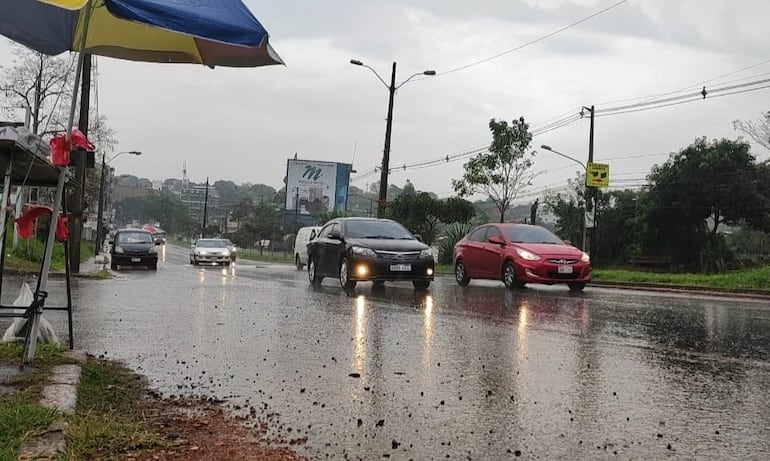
[352, 65, 770, 185]
[433, 0, 630, 78]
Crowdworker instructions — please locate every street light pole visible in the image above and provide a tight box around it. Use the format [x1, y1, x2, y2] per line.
[541, 144, 588, 252]
[350, 59, 436, 218]
[95, 150, 141, 255]
[378, 62, 397, 218]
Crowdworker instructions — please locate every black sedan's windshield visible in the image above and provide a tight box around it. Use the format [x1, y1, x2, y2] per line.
[117, 231, 153, 244]
[503, 226, 564, 244]
[345, 220, 414, 240]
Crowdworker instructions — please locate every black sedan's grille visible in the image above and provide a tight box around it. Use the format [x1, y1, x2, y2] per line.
[375, 250, 422, 260]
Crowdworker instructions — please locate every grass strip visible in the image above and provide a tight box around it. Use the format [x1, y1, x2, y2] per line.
[0, 344, 67, 461]
[592, 266, 770, 290]
[63, 360, 160, 460]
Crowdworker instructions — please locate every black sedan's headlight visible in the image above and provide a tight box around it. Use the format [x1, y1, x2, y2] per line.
[351, 246, 378, 258]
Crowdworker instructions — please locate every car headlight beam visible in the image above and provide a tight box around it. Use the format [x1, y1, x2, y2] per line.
[515, 248, 541, 261]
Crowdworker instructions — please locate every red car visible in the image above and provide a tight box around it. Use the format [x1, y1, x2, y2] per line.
[452, 223, 591, 291]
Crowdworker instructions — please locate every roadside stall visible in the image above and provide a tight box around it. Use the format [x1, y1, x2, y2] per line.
[0, 124, 76, 351]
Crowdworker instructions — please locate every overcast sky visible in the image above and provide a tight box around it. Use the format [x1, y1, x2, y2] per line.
[2, 0, 770, 203]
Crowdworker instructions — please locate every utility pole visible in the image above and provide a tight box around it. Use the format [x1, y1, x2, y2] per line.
[583, 105, 596, 260]
[69, 53, 91, 273]
[94, 150, 106, 255]
[377, 62, 397, 218]
[201, 177, 209, 237]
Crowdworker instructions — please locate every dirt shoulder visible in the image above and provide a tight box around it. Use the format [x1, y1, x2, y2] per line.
[0, 346, 307, 460]
[127, 394, 307, 461]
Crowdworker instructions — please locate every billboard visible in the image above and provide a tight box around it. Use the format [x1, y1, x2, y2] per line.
[285, 159, 352, 214]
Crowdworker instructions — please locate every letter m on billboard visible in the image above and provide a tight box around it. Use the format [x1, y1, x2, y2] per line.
[303, 165, 323, 181]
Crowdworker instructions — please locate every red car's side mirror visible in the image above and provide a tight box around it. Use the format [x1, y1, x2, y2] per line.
[488, 236, 504, 245]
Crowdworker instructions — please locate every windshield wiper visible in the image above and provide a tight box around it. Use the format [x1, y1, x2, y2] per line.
[364, 235, 395, 239]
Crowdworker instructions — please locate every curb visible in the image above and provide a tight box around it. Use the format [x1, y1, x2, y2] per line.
[432, 271, 770, 300]
[17, 350, 87, 460]
[589, 280, 770, 300]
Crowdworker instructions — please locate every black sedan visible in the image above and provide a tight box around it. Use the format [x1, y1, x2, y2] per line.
[307, 218, 434, 291]
[110, 229, 158, 270]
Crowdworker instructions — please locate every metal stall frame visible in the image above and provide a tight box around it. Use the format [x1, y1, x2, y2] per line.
[0, 125, 75, 357]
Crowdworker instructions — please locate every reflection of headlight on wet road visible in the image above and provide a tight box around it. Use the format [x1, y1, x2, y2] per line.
[424, 295, 433, 316]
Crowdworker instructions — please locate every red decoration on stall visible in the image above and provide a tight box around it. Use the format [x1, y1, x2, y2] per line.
[15, 206, 69, 241]
[49, 128, 96, 166]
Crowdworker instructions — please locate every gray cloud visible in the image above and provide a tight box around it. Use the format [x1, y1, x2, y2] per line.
[1, 0, 769, 196]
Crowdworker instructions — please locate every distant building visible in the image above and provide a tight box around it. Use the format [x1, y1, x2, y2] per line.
[111, 174, 153, 202]
[180, 183, 219, 224]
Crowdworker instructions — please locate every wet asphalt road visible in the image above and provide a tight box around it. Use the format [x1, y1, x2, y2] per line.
[3, 244, 769, 460]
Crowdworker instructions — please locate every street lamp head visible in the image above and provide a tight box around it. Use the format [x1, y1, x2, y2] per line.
[350, 59, 364, 66]
[423, 70, 437, 76]
[127, 151, 142, 156]
[541, 144, 552, 151]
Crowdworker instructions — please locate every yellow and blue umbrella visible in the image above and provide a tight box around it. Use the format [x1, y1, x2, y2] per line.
[1, 0, 282, 365]
[0, 0, 283, 68]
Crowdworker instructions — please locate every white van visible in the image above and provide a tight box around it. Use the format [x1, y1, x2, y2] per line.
[294, 226, 321, 270]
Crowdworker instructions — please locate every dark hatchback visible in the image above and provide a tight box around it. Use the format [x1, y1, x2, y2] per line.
[307, 218, 434, 291]
[110, 229, 158, 270]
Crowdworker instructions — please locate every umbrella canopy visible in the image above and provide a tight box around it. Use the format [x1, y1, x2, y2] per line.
[141, 224, 165, 234]
[0, 0, 283, 67]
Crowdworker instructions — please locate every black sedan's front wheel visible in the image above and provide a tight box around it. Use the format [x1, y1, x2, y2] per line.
[339, 258, 357, 291]
[308, 257, 323, 286]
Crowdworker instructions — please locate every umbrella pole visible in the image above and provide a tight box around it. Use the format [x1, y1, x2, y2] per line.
[23, 0, 94, 365]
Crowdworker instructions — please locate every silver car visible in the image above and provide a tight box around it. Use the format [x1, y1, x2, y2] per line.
[190, 238, 234, 265]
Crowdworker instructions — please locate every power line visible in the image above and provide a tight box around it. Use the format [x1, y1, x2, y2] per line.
[595, 57, 770, 107]
[352, 71, 770, 183]
[433, 0, 630, 78]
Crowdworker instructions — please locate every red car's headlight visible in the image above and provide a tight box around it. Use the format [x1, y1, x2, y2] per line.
[515, 248, 541, 261]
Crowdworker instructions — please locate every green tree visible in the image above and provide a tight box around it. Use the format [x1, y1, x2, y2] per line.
[453, 117, 536, 222]
[385, 192, 475, 244]
[544, 173, 586, 248]
[595, 189, 649, 264]
[645, 137, 767, 271]
[233, 204, 283, 250]
[114, 194, 191, 236]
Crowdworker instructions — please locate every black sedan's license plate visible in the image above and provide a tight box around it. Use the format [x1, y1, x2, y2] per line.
[131, 257, 141, 262]
[390, 264, 412, 272]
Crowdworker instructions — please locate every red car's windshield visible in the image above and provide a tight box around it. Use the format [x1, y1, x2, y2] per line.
[503, 226, 563, 245]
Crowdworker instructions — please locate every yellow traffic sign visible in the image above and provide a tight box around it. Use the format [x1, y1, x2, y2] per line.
[586, 162, 609, 187]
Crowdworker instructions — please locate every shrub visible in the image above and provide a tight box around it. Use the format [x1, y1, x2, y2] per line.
[438, 222, 473, 264]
